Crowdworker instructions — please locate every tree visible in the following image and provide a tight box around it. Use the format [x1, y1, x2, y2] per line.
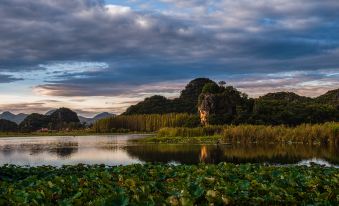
[179, 78, 215, 102]
[202, 83, 220, 94]
[218, 81, 226, 87]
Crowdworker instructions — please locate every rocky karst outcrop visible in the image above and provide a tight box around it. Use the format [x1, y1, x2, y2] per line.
[198, 92, 241, 125]
[123, 78, 214, 115]
[198, 93, 215, 125]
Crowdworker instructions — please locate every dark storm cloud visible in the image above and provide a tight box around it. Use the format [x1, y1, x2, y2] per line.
[0, 74, 22, 83]
[1, 0, 339, 97]
[36, 78, 184, 97]
[0, 0, 211, 68]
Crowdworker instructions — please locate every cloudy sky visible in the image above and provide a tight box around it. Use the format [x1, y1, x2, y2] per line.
[0, 0, 339, 116]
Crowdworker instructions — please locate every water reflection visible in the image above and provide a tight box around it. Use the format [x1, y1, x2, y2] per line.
[49, 142, 79, 158]
[200, 146, 208, 162]
[126, 144, 339, 165]
[0, 135, 338, 167]
[0, 135, 144, 166]
[199, 145, 224, 163]
[0, 139, 79, 158]
[297, 158, 336, 167]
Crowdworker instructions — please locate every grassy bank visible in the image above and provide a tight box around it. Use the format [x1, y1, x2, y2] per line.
[135, 135, 222, 144]
[0, 164, 338, 205]
[144, 122, 339, 145]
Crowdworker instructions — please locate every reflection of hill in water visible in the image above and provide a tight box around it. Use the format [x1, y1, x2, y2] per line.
[126, 145, 202, 164]
[220, 144, 339, 165]
[0, 141, 79, 159]
[48, 142, 79, 158]
[125, 144, 339, 165]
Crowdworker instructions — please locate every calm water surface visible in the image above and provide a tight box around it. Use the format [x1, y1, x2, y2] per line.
[0, 134, 338, 167]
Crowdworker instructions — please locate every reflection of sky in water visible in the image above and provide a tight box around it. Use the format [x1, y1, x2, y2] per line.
[0, 135, 145, 167]
[297, 158, 338, 168]
[0, 149, 142, 167]
[0, 135, 338, 167]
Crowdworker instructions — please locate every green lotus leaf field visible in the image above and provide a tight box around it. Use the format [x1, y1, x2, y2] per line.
[0, 163, 338, 205]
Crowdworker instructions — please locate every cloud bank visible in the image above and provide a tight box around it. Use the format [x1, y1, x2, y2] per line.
[0, 0, 339, 114]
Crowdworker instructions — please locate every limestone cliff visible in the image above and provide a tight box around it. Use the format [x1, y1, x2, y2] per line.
[198, 94, 215, 125]
[198, 93, 238, 125]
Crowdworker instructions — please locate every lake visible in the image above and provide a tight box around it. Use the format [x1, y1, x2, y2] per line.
[0, 134, 338, 167]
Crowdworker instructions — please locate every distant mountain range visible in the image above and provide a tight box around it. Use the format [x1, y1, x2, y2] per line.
[0, 111, 115, 124]
[78, 112, 116, 125]
[0, 112, 28, 124]
[45, 110, 116, 125]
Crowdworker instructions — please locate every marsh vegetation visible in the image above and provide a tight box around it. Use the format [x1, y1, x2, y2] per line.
[150, 123, 339, 145]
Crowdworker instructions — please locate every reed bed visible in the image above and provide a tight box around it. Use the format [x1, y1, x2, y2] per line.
[93, 113, 199, 133]
[157, 125, 224, 138]
[157, 122, 339, 145]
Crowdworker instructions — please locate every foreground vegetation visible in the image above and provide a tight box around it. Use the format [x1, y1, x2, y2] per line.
[143, 123, 339, 145]
[0, 164, 338, 205]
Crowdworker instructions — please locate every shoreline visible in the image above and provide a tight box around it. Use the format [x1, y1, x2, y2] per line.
[0, 131, 153, 138]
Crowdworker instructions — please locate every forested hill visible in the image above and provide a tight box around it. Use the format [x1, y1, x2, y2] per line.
[123, 78, 214, 115]
[258, 92, 312, 102]
[123, 78, 339, 125]
[124, 78, 339, 115]
[19, 108, 80, 132]
[315, 89, 339, 106]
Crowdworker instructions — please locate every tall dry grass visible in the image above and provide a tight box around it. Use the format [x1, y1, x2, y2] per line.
[157, 122, 339, 145]
[93, 113, 199, 133]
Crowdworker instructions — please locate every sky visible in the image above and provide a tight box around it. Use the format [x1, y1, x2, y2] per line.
[0, 0, 339, 117]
